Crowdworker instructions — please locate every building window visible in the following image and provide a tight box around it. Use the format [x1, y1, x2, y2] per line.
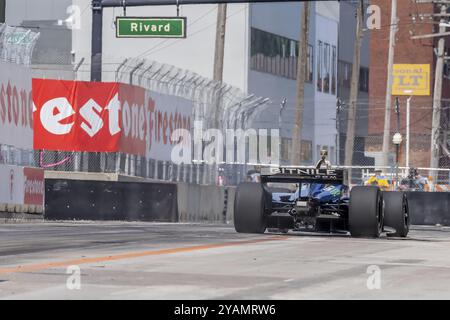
[317, 41, 336, 94]
[281, 138, 312, 163]
[338, 60, 352, 89]
[317, 41, 323, 92]
[331, 46, 337, 95]
[250, 28, 313, 82]
[324, 43, 331, 93]
[337, 60, 369, 93]
[307, 45, 314, 83]
[301, 140, 312, 163]
[281, 138, 291, 161]
[359, 67, 369, 92]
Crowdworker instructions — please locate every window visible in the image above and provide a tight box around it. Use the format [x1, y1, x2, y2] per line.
[306, 45, 314, 83]
[281, 139, 312, 163]
[331, 46, 337, 95]
[317, 41, 323, 92]
[337, 61, 369, 93]
[250, 28, 313, 82]
[359, 67, 369, 92]
[281, 138, 291, 161]
[301, 140, 312, 163]
[323, 43, 330, 93]
[338, 61, 352, 89]
[317, 41, 335, 94]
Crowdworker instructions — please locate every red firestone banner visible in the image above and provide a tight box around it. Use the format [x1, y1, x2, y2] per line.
[32, 79, 192, 158]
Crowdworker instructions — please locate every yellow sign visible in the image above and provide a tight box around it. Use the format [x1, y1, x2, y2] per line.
[392, 64, 430, 96]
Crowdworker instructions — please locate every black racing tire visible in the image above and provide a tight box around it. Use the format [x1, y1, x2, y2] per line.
[349, 186, 384, 238]
[384, 192, 410, 237]
[234, 182, 267, 234]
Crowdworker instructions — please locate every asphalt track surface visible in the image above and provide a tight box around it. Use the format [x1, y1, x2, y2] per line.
[0, 222, 449, 299]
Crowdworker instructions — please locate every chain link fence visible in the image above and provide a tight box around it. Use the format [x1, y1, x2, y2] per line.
[0, 24, 39, 169]
[36, 58, 273, 186]
[0, 23, 40, 65]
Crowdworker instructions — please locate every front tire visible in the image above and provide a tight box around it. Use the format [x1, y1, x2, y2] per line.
[384, 192, 409, 237]
[349, 186, 384, 238]
[234, 182, 267, 234]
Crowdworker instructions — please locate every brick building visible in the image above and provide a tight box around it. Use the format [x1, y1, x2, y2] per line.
[368, 0, 450, 168]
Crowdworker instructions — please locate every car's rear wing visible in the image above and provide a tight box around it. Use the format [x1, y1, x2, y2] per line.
[260, 167, 344, 184]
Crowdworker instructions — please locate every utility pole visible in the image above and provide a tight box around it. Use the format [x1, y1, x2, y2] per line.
[0, 0, 5, 23]
[381, 0, 398, 169]
[291, 1, 310, 166]
[344, 0, 364, 185]
[430, 3, 447, 177]
[213, 3, 227, 130]
[213, 4, 227, 82]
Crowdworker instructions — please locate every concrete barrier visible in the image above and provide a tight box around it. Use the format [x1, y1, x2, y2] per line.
[0, 165, 44, 216]
[406, 191, 450, 226]
[45, 179, 178, 222]
[42, 174, 450, 226]
[177, 183, 235, 223]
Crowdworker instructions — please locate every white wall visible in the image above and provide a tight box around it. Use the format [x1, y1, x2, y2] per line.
[72, 0, 249, 90]
[250, 2, 301, 40]
[5, 0, 71, 26]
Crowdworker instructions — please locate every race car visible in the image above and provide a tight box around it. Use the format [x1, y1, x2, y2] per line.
[233, 167, 410, 238]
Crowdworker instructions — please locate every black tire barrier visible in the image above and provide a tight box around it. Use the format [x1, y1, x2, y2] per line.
[45, 179, 178, 222]
[406, 191, 450, 226]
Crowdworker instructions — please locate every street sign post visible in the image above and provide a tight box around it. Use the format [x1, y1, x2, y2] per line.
[116, 17, 186, 38]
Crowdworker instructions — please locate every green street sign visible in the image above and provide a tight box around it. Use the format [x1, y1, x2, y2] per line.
[116, 17, 186, 38]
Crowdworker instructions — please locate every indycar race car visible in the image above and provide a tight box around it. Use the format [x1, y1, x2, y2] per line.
[233, 167, 410, 238]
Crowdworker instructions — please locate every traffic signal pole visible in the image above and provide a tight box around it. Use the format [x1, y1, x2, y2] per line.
[91, 0, 103, 81]
[0, 0, 5, 23]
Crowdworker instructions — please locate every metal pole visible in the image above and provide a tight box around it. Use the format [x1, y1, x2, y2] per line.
[396, 144, 399, 190]
[91, 0, 103, 82]
[279, 98, 286, 162]
[395, 97, 400, 190]
[406, 96, 411, 168]
[395, 97, 400, 132]
[0, 0, 5, 23]
[381, 0, 397, 169]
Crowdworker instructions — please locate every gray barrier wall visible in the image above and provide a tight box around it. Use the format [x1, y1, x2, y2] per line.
[44, 177, 235, 223]
[406, 191, 450, 226]
[45, 179, 178, 222]
[176, 183, 235, 223]
[43, 176, 449, 226]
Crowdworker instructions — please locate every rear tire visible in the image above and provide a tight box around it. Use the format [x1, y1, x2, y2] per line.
[384, 192, 409, 237]
[234, 182, 267, 234]
[349, 186, 384, 238]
